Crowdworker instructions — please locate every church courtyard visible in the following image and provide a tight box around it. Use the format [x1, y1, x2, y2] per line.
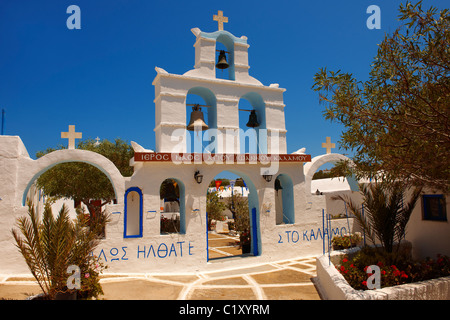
[0, 255, 320, 300]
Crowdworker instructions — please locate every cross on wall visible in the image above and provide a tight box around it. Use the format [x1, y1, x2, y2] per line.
[61, 125, 82, 149]
[321, 136, 335, 154]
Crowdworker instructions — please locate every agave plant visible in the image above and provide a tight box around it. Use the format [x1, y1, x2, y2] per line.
[12, 201, 107, 299]
[334, 181, 422, 255]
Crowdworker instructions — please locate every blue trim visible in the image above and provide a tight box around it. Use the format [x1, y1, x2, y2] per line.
[200, 30, 247, 45]
[124, 187, 143, 238]
[251, 208, 259, 256]
[206, 211, 209, 262]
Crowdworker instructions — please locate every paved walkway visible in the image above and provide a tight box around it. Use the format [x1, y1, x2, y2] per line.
[0, 234, 321, 300]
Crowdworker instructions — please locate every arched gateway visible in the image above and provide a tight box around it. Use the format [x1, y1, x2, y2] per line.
[21, 149, 125, 206]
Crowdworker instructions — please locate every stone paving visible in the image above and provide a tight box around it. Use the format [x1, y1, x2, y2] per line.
[0, 233, 322, 300]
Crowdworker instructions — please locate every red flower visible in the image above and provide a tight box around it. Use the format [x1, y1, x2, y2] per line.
[362, 281, 367, 287]
[391, 265, 397, 270]
[393, 270, 401, 277]
[377, 261, 384, 267]
[401, 273, 408, 279]
[350, 264, 356, 268]
[381, 270, 386, 275]
[342, 258, 348, 263]
[340, 266, 346, 272]
[364, 266, 369, 272]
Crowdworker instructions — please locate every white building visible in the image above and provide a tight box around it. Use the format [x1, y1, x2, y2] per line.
[0, 12, 448, 275]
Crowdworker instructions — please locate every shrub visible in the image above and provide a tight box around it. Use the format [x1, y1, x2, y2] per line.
[336, 247, 450, 290]
[12, 202, 107, 299]
[331, 233, 362, 250]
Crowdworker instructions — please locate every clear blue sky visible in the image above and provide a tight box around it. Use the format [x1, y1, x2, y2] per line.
[1, 0, 447, 161]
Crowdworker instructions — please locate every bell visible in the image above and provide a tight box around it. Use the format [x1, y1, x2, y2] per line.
[275, 178, 283, 192]
[187, 105, 209, 131]
[215, 50, 229, 69]
[246, 110, 260, 128]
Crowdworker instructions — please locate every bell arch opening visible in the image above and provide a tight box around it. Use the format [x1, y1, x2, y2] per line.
[186, 87, 217, 153]
[238, 92, 266, 154]
[215, 34, 235, 81]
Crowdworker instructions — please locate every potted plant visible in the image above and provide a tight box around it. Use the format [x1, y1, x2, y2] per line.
[240, 230, 251, 254]
[332, 233, 362, 250]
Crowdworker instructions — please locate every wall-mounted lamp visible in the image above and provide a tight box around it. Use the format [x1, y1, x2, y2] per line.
[262, 174, 272, 182]
[194, 170, 203, 184]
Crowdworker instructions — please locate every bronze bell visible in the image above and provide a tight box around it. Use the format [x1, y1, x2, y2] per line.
[275, 178, 283, 192]
[246, 110, 260, 128]
[187, 105, 209, 131]
[216, 50, 229, 69]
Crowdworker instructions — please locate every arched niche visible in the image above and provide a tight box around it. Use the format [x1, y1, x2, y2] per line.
[124, 187, 143, 238]
[274, 174, 295, 225]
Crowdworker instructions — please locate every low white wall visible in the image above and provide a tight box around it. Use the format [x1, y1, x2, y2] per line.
[315, 253, 450, 300]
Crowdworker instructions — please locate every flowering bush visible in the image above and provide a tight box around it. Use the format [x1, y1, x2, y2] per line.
[77, 256, 107, 299]
[332, 233, 362, 250]
[336, 248, 450, 290]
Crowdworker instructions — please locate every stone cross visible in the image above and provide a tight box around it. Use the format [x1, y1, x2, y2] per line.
[213, 10, 228, 31]
[61, 125, 82, 149]
[94, 136, 101, 146]
[321, 136, 335, 154]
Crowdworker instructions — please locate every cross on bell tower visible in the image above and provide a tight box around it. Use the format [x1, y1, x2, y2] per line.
[213, 10, 228, 31]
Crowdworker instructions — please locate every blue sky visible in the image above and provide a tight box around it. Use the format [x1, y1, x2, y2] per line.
[1, 0, 447, 163]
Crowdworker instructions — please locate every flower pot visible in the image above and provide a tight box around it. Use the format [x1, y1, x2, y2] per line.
[55, 291, 77, 300]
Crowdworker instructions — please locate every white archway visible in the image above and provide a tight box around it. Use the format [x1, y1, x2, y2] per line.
[303, 153, 359, 201]
[20, 149, 126, 206]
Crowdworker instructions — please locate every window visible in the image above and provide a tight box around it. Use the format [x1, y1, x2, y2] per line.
[422, 195, 447, 221]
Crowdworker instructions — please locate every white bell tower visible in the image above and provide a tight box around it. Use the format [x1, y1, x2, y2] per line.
[152, 11, 288, 154]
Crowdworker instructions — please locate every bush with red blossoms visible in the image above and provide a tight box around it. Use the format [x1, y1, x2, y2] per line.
[336, 247, 450, 290]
